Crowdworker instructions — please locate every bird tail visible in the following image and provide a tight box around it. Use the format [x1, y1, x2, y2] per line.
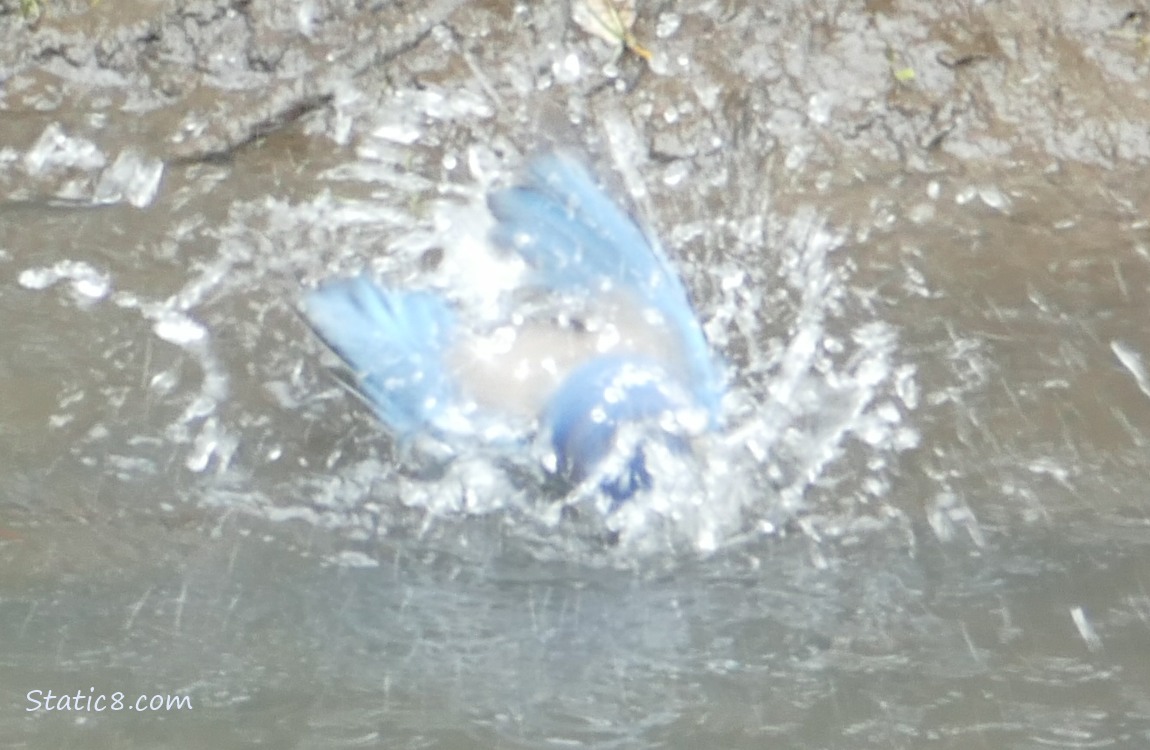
[301, 276, 457, 438]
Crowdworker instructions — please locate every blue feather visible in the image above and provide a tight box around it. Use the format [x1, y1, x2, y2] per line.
[488, 152, 723, 417]
[302, 277, 457, 438]
[302, 152, 725, 506]
[543, 355, 692, 504]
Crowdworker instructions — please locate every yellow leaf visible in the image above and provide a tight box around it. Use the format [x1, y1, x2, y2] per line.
[572, 0, 652, 61]
[893, 66, 915, 82]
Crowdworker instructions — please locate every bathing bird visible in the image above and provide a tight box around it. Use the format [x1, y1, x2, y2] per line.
[302, 151, 723, 507]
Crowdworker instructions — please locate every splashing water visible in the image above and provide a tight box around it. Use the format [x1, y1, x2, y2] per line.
[20, 144, 918, 561]
[289, 165, 916, 557]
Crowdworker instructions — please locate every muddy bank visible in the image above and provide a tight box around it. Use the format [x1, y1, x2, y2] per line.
[3, 1, 1150, 205]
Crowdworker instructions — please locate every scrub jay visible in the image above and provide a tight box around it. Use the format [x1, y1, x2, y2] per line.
[302, 151, 723, 507]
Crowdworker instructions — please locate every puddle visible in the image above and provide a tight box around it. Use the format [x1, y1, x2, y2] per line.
[3, 0, 1150, 747]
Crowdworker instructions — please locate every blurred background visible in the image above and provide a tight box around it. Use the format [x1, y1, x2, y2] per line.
[2, 0, 1150, 747]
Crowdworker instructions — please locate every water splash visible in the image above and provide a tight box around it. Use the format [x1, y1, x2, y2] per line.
[18, 123, 164, 207]
[280, 181, 915, 556]
[18, 260, 111, 303]
[20, 137, 917, 561]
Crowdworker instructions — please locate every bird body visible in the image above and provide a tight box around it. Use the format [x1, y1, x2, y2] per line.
[302, 152, 723, 505]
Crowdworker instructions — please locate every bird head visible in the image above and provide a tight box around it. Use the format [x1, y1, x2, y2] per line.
[542, 354, 704, 507]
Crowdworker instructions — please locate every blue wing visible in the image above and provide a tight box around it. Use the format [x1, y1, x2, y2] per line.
[487, 152, 723, 417]
[301, 276, 459, 439]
